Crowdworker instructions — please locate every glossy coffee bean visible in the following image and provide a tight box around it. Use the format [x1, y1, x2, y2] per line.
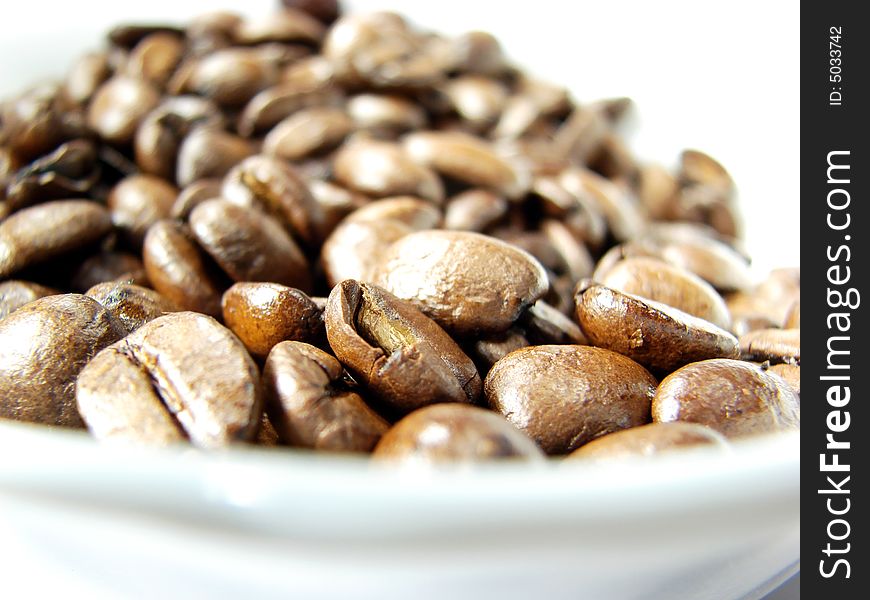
[0, 294, 126, 427]
[86, 281, 179, 334]
[739, 328, 800, 364]
[76, 312, 263, 447]
[264, 341, 388, 451]
[0, 280, 58, 321]
[766, 363, 800, 396]
[325, 280, 481, 414]
[108, 174, 178, 249]
[373, 404, 544, 463]
[575, 282, 740, 373]
[566, 422, 729, 461]
[373, 230, 549, 336]
[176, 126, 255, 187]
[87, 76, 161, 145]
[485, 345, 656, 454]
[652, 358, 800, 437]
[222, 282, 323, 359]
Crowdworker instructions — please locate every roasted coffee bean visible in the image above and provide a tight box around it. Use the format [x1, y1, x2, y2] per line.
[784, 299, 800, 329]
[468, 327, 530, 374]
[0, 280, 58, 321]
[87, 76, 161, 145]
[0, 294, 126, 427]
[124, 32, 185, 87]
[176, 126, 255, 187]
[444, 189, 508, 232]
[403, 131, 529, 200]
[0, 200, 112, 278]
[189, 199, 312, 291]
[519, 299, 588, 346]
[142, 220, 224, 317]
[373, 230, 549, 336]
[86, 281, 179, 334]
[373, 404, 544, 463]
[63, 51, 111, 105]
[566, 422, 729, 461]
[108, 174, 178, 249]
[281, 0, 340, 25]
[739, 328, 800, 364]
[766, 363, 800, 396]
[485, 345, 656, 454]
[182, 48, 279, 107]
[559, 167, 645, 242]
[4, 139, 100, 211]
[235, 8, 325, 45]
[652, 359, 800, 437]
[1, 84, 82, 161]
[679, 149, 735, 193]
[263, 106, 354, 161]
[443, 75, 509, 129]
[264, 341, 388, 451]
[70, 251, 148, 291]
[598, 256, 731, 330]
[575, 282, 740, 373]
[325, 280, 481, 414]
[76, 312, 262, 447]
[306, 179, 369, 236]
[221, 154, 325, 248]
[170, 179, 223, 220]
[730, 314, 780, 338]
[346, 93, 427, 134]
[222, 282, 323, 358]
[333, 138, 444, 203]
[237, 77, 343, 137]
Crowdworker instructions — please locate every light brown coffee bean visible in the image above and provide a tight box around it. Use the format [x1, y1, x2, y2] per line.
[653, 359, 800, 437]
[189, 199, 311, 291]
[125, 32, 185, 87]
[373, 230, 549, 336]
[0, 294, 126, 427]
[86, 76, 161, 145]
[766, 363, 800, 396]
[176, 126, 255, 187]
[142, 220, 224, 317]
[325, 280, 481, 414]
[222, 282, 323, 359]
[566, 422, 729, 461]
[575, 282, 740, 372]
[784, 299, 800, 329]
[599, 257, 731, 330]
[373, 404, 544, 463]
[333, 138, 444, 203]
[76, 312, 262, 447]
[485, 345, 656, 454]
[0, 280, 58, 321]
[108, 174, 178, 249]
[346, 93, 427, 134]
[263, 106, 354, 161]
[236, 8, 326, 45]
[264, 341, 388, 451]
[321, 219, 413, 287]
[680, 149, 735, 193]
[184, 48, 279, 107]
[444, 189, 507, 232]
[86, 281, 179, 334]
[237, 77, 343, 137]
[0, 200, 112, 278]
[443, 75, 509, 129]
[451, 31, 508, 76]
[638, 164, 680, 220]
[63, 51, 111, 105]
[739, 328, 800, 364]
[559, 166, 645, 242]
[403, 131, 529, 200]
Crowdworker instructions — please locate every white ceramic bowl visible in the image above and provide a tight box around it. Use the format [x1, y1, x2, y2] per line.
[0, 2, 799, 598]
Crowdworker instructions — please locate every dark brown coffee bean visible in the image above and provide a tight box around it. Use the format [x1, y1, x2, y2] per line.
[108, 174, 178, 249]
[70, 251, 148, 292]
[0, 280, 58, 321]
[142, 220, 224, 317]
[237, 77, 343, 137]
[652, 359, 800, 437]
[281, 0, 340, 24]
[566, 422, 729, 461]
[176, 126, 255, 187]
[444, 189, 508, 232]
[325, 280, 481, 414]
[0, 200, 112, 278]
[403, 131, 529, 200]
[183, 48, 279, 107]
[264, 341, 388, 451]
[125, 32, 185, 87]
[333, 138, 445, 203]
[221, 155, 325, 248]
[1, 84, 81, 161]
[373, 230, 549, 336]
[519, 300, 588, 346]
[485, 345, 656, 454]
[575, 282, 740, 372]
[222, 282, 323, 359]
[0, 294, 126, 427]
[468, 327, 530, 373]
[263, 106, 354, 161]
[76, 312, 262, 447]
[86, 281, 179, 334]
[599, 257, 731, 330]
[170, 179, 223, 220]
[373, 404, 544, 463]
[87, 76, 161, 145]
[107, 23, 185, 49]
[739, 328, 800, 364]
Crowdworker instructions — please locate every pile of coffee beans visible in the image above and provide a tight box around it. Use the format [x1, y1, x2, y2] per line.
[0, 1, 799, 463]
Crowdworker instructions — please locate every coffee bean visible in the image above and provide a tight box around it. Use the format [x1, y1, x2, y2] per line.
[263, 106, 354, 161]
[0, 280, 58, 321]
[485, 345, 656, 454]
[0, 200, 112, 278]
[183, 48, 279, 107]
[784, 299, 800, 329]
[468, 327, 529, 374]
[63, 51, 111, 106]
[4, 139, 100, 211]
[567, 422, 729, 461]
[76, 312, 262, 447]
[222, 282, 323, 358]
[325, 280, 481, 414]
[519, 299, 588, 346]
[87, 76, 161, 145]
[281, 0, 340, 25]
[170, 178, 223, 220]
[0, 294, 126, 427]
[108, 174, 178, 249]
[766, 363, 800, 396]
[264, 341, 388, 451]
[652, 359, 800, 437]
[176, 126, 255, 187]
[598, 256, 731, 330]
[373, 230, 549, 336]
[444, 189, 508, 232]
[373, 404, 544, 463]
[575, 282, 740, 373]
[189, 199, 312, 291]
[346, 93, 427, 134]
[70, 251, 149, 292]
[739, 328, 800, 364]
[86, 281, 179, 334]
[125, 32, 185, 87]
